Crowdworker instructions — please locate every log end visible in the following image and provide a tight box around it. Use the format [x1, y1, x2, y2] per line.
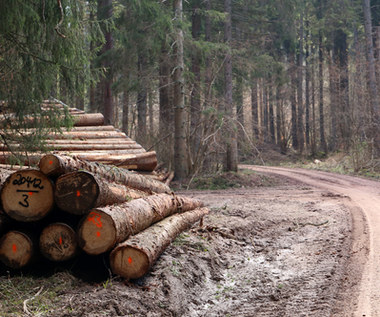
[110, 245, 150, 280]
[55, 171, 99, 215]
[39, 154, 63, 177]
[0, 231, 34, 269]
[1, 169, 54, 222]
[77, 210, 117, 255]
[39, 223, 78, 262]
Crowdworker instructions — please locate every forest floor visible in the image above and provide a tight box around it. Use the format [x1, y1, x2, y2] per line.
[1, 165, 379, 316]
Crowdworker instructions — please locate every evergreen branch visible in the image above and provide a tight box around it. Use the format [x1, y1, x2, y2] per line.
[55, 0, 67, 38]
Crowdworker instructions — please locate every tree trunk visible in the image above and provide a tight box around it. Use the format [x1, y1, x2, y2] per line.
[122, 90, 130, 135]
[190, 1, 202, 166]
[173, 0, 188, 179]
[0, 230, 35, 269]
[362, 0, 380, 150]
[290, 51, 298, 149]
[319, 32, 327, 153]
[0, 169, 54, 222]
[251, 80, 259, 138]
[110, 207, 208, 280]
[77, 193, 203, 255]
[269, 85, 275, 143]
[54, 171, 147, 215]
[297, 14, 304, 152]
[99, 0, 114, 125]
[39, 223, 78, 261]
[329, 48, 338, 151]
[137, 53, 147, 145]
[39, 154, 170, 193]
[305, 25, 311, 147]
[224, 0, 238, 172]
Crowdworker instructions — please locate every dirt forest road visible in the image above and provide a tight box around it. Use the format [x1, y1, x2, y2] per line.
[244, 165, 380, 317]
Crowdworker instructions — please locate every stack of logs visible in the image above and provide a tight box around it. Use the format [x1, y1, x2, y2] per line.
[0, 103, 158, 171]
[0, 154, 208, 280]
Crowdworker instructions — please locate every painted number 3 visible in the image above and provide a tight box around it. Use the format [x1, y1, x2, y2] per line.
[19, 194, 29, 208]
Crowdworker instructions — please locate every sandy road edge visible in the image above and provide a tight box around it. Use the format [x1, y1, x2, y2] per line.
[242, 165, 370, 316]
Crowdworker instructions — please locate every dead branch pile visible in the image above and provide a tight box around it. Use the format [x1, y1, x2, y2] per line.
[0, 154, 208, 280]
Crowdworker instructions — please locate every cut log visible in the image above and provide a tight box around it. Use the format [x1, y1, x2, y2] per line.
[48, 131, 127, 140]
[46, 138, 135, 145]
[0, 230, 35, 269]
[77, 194, 203, 255]
[74, 151, 157, 171]
[110, 207, 209, 280]
[0, 143, 144, 152]
[39, 223, 78, 261]
[56, 149, 146, 155]
[0, 169, 54, 222]
[39, 154, 170, 193]
[54, 171, 147, 215]
[66, 125, 116, 132]
[72, 113, 104, 126]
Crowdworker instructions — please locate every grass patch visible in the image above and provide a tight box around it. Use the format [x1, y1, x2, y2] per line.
[0, 272, 77, 316]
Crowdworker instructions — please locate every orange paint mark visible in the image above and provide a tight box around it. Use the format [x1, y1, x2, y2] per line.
[88, 211, 103, 228]
[49, 160, 53, 165]
[76, 190, 81, 197]
[12, 244, 17, 253]
[96, 231, 101, 237]
[28, 192, 33, 196]
[128, 257, 132, 264]
[59, 236, 63, 245]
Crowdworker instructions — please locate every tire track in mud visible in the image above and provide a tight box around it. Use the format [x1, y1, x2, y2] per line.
[244, 165, 380, 316]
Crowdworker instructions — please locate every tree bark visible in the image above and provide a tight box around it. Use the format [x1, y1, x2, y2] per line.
[39, 154, 170, 193]
[290, 51, 298, 149]
[122, 90, 130, 136]
[39, 223, 78, 261]
[224, 0, 238, 172]
[54, 171, 147, 215]
[362, 0, 380, 150]
[137, 53, 148, 146]
[0, 169, 54, 222]
[109, 207, 209, 280]
[251, 80, 259, 138]
[0, 230, 35, 269]
[99, 0, 114, 125]
[190, 1, 202, 166]
[319, 32, 327, 153]
[77, 193, 204, 255]
[297, 13, 304, 152]
[173, 0, 188, 179]
[72, 113, 105, 127]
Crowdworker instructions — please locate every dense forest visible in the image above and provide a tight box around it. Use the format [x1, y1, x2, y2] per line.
[0, 0, 379, 179]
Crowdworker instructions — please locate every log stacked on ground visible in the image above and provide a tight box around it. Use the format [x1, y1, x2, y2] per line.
[39, 223, 78, 261]
[39, 154, 169, 193]
[110, 207, 209, 280]
[0, 169, 54, 222]
[0, 230, 35, 269]
[54, 171, 147, 215]
[77, 194, 203, 255]
[0, 161, 208, 280]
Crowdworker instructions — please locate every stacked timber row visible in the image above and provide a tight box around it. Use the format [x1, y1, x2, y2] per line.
[0, 102, 157, 171]
[0, 155, 208, 280]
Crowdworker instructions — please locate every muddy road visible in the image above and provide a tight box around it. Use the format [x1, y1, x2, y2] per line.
[1, 166, 378, 316]
[245, 165, 380, 316]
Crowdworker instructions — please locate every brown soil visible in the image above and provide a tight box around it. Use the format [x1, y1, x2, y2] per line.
[1, 166, 376, 316]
